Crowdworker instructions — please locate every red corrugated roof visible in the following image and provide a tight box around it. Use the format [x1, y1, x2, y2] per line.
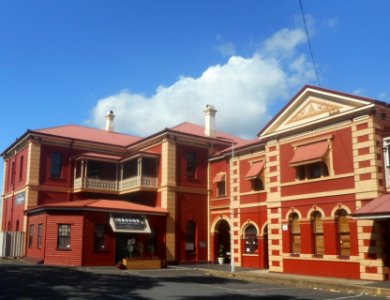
[74, 152, 123, 161]
[25, 199, 168, 215]
[352, 194, 390, 219]
[245, 161, 265, 178]
[289, 141, 329, 166]
[35, 125, 141, 147]
[170, 122, 245, 143]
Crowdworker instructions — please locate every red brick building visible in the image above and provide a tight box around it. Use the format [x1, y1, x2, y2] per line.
[209, 86, 390, 281]
[2, 86, 390, 281]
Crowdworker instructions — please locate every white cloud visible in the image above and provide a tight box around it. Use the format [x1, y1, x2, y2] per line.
[215, 42, 236, 57]
[86, 27, 315, 139]
[323, 17, 338, 29]
[352, 88, 365, 96]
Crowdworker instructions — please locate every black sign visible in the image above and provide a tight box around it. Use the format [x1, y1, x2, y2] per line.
[112, 214, 147, 231]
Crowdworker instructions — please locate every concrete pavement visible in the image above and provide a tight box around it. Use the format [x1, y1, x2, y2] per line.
[174, 263, 390, 298]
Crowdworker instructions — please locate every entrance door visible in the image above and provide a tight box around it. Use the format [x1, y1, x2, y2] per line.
[215, 219, 230, 262]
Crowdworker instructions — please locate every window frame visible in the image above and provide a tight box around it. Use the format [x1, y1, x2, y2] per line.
[336, 209, 351, 257]
[37, 224, 43, 249]
[19, 156, 24, 181]
[185, 220, 196, 252]
[244, 225, 258, 254]
[28, 224, 34, 249]
[57, 224, 71, 250]
[289, 213, 301, 255]
[186, 152, 197, 179]
[311, 211, 324, 256]
[50, 152, 63, 178]
[94, 224, 106, 250]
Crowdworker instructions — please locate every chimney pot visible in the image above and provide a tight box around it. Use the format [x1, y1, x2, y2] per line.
[204, 105, 217, 137]
[105, 110, 115, 132]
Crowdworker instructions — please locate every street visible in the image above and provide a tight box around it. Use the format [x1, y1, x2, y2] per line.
[0, 261, 386, 300]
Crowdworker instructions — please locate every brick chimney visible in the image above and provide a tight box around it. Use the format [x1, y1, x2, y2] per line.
[204, 105, 217, 138]
[105, 110, 115, 132]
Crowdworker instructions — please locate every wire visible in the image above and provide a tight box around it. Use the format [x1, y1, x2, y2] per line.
[299, 0, 321, 87]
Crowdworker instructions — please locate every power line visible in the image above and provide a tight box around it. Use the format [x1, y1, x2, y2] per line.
[299, 0, 321, 87]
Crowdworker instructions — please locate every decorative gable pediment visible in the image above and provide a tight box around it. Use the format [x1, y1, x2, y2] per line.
[258, 86, 376, 139]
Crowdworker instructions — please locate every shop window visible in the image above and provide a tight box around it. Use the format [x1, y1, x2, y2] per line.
[289, 213, 301, 254]
[94, 224, 106, 250]
[19, 156, 24, 181]
[296, 162, 329, 180]
[50, 152, 63, 178]
[147, 228, 157, 256]
[57, 224, 71, 250]
[336, 209, 350, 257]
[185, 221, 196, 252]
[311, 211, 324, 256]
[37, 224, 43, 249]
[244, 225, 258, 254]
[28, 225, 34, 249]
[186, 152, 197, 179]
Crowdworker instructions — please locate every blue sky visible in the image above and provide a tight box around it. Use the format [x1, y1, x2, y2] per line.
[1, 0, 390, 194]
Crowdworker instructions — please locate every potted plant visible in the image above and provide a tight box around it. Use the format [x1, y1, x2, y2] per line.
[217, 244, 225, 265]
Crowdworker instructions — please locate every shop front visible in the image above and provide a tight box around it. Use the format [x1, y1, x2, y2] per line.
[25, 199, 167, 267]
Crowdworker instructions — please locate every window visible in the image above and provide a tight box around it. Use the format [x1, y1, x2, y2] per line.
[94, 224, 106, 250]
[213, 173, 226, 197]
[217, 181, 226, 197]
[289, 213, 301, 254]
[50, 153, 63, 178]
[244, 225, 258, 254]
[296, 162, 329, 180]
[336, 209, 350, 257]
[10, 161, 15, 186]
[251, 178, 264, 191]
[185, 221, 196, 252]
[19, 156, 24, 181]
[37, 224, 43, 249]
[186, 152, 197, 179]
[57, 224, 71, 249]
[311, 211, 324, 256]
[28, 225, 34, 249]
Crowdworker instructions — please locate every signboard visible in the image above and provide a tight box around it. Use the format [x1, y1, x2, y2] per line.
[109, 213, 151, 233]
[15, 192, 25, 205]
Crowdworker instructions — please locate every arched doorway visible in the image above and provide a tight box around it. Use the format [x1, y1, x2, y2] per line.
[214, 219, 230, 263]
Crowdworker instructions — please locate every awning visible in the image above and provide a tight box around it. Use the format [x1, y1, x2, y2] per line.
[351, 194, 390, 219]
[109, 213, 151, 233]
[213, 173, 225, 183]
[289, 141, 329, 166]
[245, 161, 265, 179]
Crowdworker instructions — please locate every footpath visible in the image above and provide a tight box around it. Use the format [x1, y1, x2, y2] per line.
[175, 263, 390, 298]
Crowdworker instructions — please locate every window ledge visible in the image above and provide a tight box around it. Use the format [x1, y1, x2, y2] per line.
[337, 255, 350, 260]
[312, 254, 323, 258]
[242, 253, 258, 256]
[290, 253, 300, 257]
[57, 248, 72, 251]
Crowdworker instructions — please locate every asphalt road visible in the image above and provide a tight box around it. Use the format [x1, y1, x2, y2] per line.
[0, 261, 386, 300]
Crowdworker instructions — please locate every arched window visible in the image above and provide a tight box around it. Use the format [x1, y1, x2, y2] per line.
[185, 221, 196, 252]
[244, 225, 258, 254]
[336, 209, 350, 257]
[311, 211, 324, 255]
[289, 213, 301, 254]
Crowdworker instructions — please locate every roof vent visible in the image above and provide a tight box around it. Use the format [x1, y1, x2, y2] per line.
[204, 105, 217, 138]
[105, 110, 115, 132]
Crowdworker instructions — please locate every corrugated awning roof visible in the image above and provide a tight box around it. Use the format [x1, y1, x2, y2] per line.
[245, 161, 265, 179]
[289, 141, 329, 166]
[352, 194, 390, 219]
[25, 199, 168, 216]
[212, 173, 225, 183]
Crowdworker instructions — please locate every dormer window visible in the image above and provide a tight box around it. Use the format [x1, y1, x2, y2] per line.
[289, 140, 330, 180]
